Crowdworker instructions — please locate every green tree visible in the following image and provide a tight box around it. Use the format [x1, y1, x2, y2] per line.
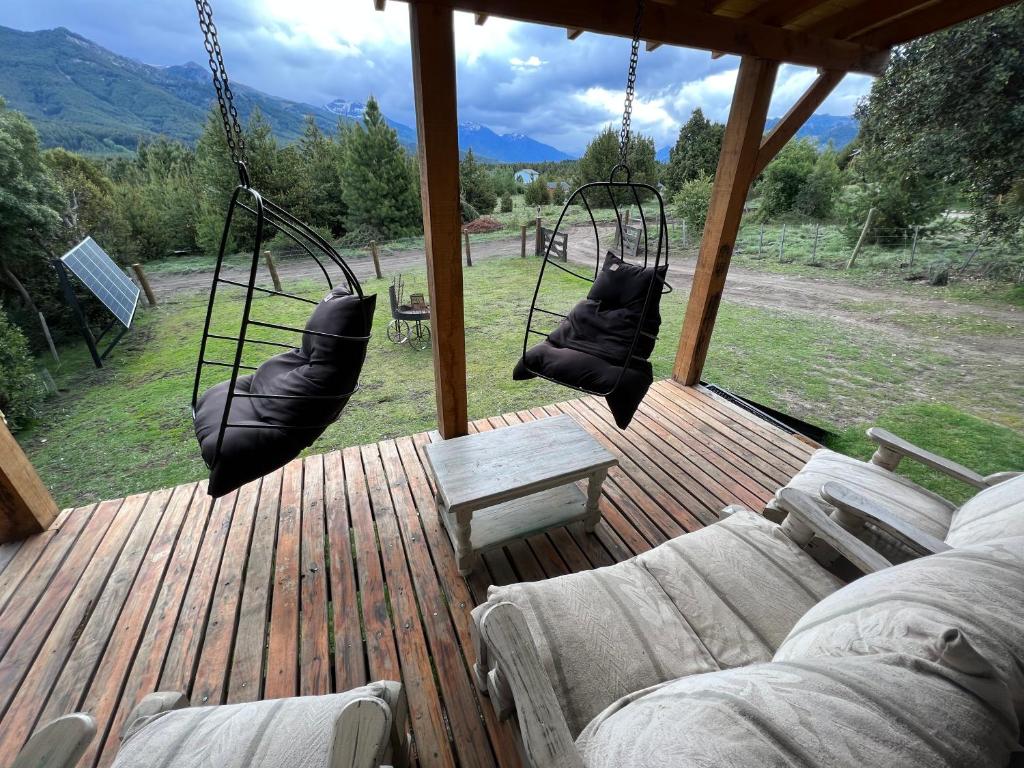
[794, 146, 843, 219]
[338, 97, 421, 239]
[0, 301, 45, 430]
[577, 127, 658, 206]
[499, 192, 513, 213]
[460, 149, 497, 215]
[293, 116, 347, 235]
[194, 107, 238, 255]
[523, 174, 549, 206]
[663, 108, 724, 193]
[0, 99, 63, 318]
[672, 172, 713, 234]
[43, 149, 128, 251]
[757, 139, 819, 218]
[855, 4, 1024, 239]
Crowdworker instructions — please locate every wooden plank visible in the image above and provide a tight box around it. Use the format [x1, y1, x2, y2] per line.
[0, 418, 58, 541]
[0, 510, 70, 615]
[361, 442, 455, 768]
[743, 0, 822, 26]
[158, 490, 237, 695]
[95, 485, 208, 767]
[0, 540, 23, 578]
[401, 0, 890, 74]
[805, 0, 933, 40]
[753, 69, 845, 178]
[77, 485, 194, 768]
[228, 469, 282, 703]
[674, 57, 779, 386]
[191, 480, 261, 706]
[0, 505, 92, 657]
[0, 494, 143, 757]
[299, 454, 331, 696]
[410, 1, 468, 439]
[264, 460, 303, 700]
[322, 453, 367, 692]
[344, 446, 401, 684]
[33, 493, 163, 732]
[853, 0, 1011, 48]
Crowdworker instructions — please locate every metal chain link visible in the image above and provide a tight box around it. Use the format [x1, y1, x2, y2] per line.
[194, 0, 246, 166]
[618, 0, 645, 164]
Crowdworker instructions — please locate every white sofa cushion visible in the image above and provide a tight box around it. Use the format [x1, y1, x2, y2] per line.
[576, 633, 1017, 768]
[774, 538, 1024, 717]
[485, 511, 841, 736]
[775, 448, 956, 562]
[112, 684, 397, 768]
[946, 474, 1024, 546]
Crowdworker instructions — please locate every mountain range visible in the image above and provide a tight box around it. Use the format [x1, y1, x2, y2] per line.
[0, 25, 573, 162]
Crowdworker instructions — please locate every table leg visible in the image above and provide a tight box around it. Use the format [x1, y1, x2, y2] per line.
[584, 468, 608, 533]
[455, 508, 475, 576]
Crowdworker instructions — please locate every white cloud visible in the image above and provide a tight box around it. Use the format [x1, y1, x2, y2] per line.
[575, 86, 676, 134]
[510, 55, 546, 70]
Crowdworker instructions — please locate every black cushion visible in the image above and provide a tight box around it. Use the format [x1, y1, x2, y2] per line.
[194, 287, 375, 497]
[515, 252, 665, 429]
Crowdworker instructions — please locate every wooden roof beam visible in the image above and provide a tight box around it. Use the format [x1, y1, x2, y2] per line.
[852, 0, 1011, 48]
[753, 69, 845, 178]
[745, 0, 823, 28]
[474, 13, 488, 25]
[374, 0, 386, 10]
[806, 0, 935, 41]
[646, 40, 662, 52]
[400, 0, 890, 75]
[566, 28, 584, 40]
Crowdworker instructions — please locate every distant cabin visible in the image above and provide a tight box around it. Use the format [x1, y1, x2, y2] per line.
[514, 169, 539, 184]
[546, 181, 571, 192]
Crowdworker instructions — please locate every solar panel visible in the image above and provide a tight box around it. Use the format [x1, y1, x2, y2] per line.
[61, 237, 140, 328]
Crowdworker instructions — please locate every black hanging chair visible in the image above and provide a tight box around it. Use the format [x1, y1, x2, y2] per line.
[514, 0, 670, 430]
[189, 0, 374, 498]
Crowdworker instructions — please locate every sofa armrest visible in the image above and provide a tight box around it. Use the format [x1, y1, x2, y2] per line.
[867, 428, 987, 488]
[11, 713, 96, 768]
[777, 488, 892, 575]
[331, 696, 398, 768]
[477, 601, 584, 768]
[820, 482, 952, 556]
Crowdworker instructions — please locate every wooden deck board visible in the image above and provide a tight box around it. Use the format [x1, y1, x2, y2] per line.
[0, 383, 811, 768]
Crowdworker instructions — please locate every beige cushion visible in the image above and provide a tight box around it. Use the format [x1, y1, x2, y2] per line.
[576, 633, 1018, 768]
[485, 511, 841, 736]
[774, 537, 1024, 718]
[947, 474, 1024, 546]
[112, 684, 396, 768]
[776, 448, 957, 563]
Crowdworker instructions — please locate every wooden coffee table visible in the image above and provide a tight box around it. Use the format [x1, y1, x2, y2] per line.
[424, 415, 618, 576]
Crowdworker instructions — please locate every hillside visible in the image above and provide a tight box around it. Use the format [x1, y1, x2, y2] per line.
[0, 25, 574, 161]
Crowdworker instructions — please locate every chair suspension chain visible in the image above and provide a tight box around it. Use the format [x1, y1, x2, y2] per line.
[193, 0, 247, 170]
[619, 0, 645, 164]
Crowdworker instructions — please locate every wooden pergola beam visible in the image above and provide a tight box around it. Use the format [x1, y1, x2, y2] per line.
[673, 56, 779, 386]
[409, 3, 469, 439]
[806, 0, 934, 41]
[374, 0, 386, 10]
[1, 418, 58, 542]
[753, 69, 845, 178]
[474, 13, 488, 25]
[853, 0, 1011, 47]
[745, 0, 822, 27]
[566, 28, 584, 40]
[402, 0, 889, 74]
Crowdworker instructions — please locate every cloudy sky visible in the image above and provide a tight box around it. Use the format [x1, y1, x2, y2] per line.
[0, 0, 874, 154]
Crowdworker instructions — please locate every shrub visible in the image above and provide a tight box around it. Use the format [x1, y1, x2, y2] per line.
[0, 303, 46, 430]
[672, 172, 714, 234]
[550, 184, 567, 206]
[500, 193, 513, 213]
[523, 175, 549, 206]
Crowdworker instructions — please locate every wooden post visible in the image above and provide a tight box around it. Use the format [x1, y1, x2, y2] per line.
[132, 263, 157, 306]
[410, 2, 468, 439]
[847, 206, 876, 269]
[370, 241, 383, 279]
[535, 216, 542, 256]
[520, 225, 528, 258]
[778, 223, 787, 262]
[38, 312, 59, 363]
[463, 229, 473, 267]
[810, 223, 821, 265]
[681, 220, 688, 248]
[673, 57, 778, 386]
[910, 225, 919, 266]
[0, 417, 58, 542]
[263, 251, 283, 292]
[757, 222, 765, 259]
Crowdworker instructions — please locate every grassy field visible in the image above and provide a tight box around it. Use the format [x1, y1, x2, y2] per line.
[19, 256, 1023, 507]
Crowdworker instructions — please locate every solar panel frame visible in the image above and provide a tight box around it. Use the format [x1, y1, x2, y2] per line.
[60, 236, 140, 328]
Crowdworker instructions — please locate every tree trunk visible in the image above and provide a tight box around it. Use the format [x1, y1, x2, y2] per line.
[0, 262, 42, 317]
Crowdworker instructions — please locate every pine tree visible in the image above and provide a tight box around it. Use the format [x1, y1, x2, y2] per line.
[338, 97, 421, 239]
[194, 107, 238, 255]
[460, 148, 497, 215]
[294, 115, 347, 235]
[664, 109, 724, 194]
[577, 126, 658, 207]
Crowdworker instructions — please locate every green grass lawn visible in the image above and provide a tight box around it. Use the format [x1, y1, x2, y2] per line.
[19, 256, 1023, 507]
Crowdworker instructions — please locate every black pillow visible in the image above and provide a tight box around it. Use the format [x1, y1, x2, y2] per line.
[587, 252, 667, 310]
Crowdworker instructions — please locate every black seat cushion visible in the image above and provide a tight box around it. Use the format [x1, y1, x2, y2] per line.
[515, 252, 666, 429]
[194, 287, 375, 497]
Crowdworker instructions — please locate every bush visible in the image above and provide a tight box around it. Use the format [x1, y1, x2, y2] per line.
[0, 303, 46, 430]
[672, 172, 713, 234]
[500, 193, 513, 213]
[550, 184, 567, 206]
[523, 175, 549, 206]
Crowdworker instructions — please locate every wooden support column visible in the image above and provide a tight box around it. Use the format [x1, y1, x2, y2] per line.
[410, 2, 468, 438]
[673, 57, 778, 386]
[1, 418, 58, 541]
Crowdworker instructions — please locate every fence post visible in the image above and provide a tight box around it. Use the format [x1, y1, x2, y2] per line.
[38, 312, 59, 363]
[810, 223, 820, 265]
[463, 229, 472, 267]
[757, 222, 765, 259]
[262, 251, 283, 292]
[520, 225, 527, 258]
[535, 216, 542, 256]
[847, 206, 877, 269]
[370, 240, 382, 280]
[909, 225, 919, 267]
[778, 223, 787, 262]
[132, 263, 157, 306]
[681, 220, 688, 248]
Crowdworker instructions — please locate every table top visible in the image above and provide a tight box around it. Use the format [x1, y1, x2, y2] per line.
[424, 415, 617, 513]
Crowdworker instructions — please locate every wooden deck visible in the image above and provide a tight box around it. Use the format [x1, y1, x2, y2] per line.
[0, 381, 814, 768]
